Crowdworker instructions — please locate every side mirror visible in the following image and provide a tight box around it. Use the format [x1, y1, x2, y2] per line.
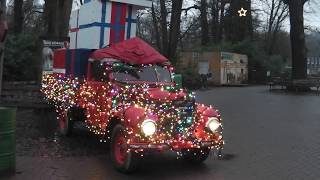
[173, 74, 182, 89]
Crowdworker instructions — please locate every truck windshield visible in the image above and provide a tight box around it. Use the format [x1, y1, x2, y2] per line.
[113, 65, 172, 83]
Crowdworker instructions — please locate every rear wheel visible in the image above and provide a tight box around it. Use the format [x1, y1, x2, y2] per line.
[181, 148, 210, 163]
[59, 109, 74, 136]
[110, 124, 139, 173]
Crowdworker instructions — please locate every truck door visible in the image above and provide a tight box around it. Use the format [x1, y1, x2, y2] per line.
[83, 61, 113, 131]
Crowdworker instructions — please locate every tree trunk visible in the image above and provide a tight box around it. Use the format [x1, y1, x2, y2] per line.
[159, 0, 168, 56]
[246, 0, 253, 37]
[58, 0, 73, 37]
[151, 3, 161, 50]
[218, 0, 226, 42]
[168, 0, 183, 63]
[14, 0, 24, 33]
[288, 0, 307, 79]
[211, 0, 217, 43]
[44, 0, 72, 37]
[44, 0, 58, 37]
[0, 0, 6, 96]
[267, 0, 276, 40]
[200, 0, 209, 45]
[227, 0, 253, 42]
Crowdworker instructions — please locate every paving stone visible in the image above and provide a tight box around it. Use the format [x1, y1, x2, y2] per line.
[2, 86, 320, 180]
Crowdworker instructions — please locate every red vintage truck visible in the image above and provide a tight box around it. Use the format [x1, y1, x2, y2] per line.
[42, 38, 224, 173]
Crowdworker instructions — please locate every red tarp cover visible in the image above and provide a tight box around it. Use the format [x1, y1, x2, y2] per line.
[53, 48, 66, 69]
[90, 38, 168, 64]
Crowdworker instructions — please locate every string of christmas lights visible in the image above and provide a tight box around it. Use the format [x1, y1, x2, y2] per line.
[41, 63, 224, 156]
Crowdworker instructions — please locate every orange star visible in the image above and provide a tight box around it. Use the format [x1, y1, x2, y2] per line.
[238, 8, 247, 17]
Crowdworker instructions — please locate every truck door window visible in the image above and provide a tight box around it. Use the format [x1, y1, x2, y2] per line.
[113, 66, 158, 82]
[155, 66, 172, 82]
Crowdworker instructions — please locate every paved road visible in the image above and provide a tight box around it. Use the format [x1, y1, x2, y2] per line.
[4, 86, 320, 180]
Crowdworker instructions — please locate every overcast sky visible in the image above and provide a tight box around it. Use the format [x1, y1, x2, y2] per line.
[252, 0, 320, 31]
[303, 0, 320, 30]
[10, 0, 320, 31]
[182, 0, 320, 31]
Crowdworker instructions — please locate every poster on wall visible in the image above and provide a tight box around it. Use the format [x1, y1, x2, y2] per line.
[220, 52, 248, 85]
[41, 37, 69, 74]
[198, 61, 209, 75]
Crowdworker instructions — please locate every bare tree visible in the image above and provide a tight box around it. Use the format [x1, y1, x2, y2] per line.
[14, 0, 24, 33]
[44, 0, 57, 37]
[284, 0, 308, 80]
[200, 0, 209, 45]
[44, 0, 73, 37]
[209, 0, 228, 43]
[151, 0, 184, 63]
[262, 0, 289, 54]
[159, 0, 168, 56]
[58, 0, 73, 37]
[210, 0, 219, 43]
[23, 0, 44, 33]
[225, 0, 253, 42]
[218, 0, 227, 42]
[0, 0, 6, 95]
[168, 0, 183, 62]
[151, 3, 161, 50]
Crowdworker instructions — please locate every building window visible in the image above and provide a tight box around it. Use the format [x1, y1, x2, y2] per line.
[192, 52, 200, 60]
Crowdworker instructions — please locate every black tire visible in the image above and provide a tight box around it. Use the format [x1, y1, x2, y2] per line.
[59, 109, 74, 136]
[181, 148, 210, 163]
[110, 124, 139, 173]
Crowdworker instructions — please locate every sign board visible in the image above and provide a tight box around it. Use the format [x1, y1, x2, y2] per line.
[221, 52, 234, 61]
[41, 38, 68, 73]
[220, 52, 248, 85]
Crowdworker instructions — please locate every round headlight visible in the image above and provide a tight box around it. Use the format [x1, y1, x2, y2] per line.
[206, 117, 221, 133]
[141, 119, 156, 136]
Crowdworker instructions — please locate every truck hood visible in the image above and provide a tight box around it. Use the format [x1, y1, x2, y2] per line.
[147, 88, 187, 101]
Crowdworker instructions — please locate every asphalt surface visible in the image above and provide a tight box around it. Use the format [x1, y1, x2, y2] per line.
[4, 86, 320, 180]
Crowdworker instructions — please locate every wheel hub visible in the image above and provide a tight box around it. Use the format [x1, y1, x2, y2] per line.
[114, 132, 128, 165]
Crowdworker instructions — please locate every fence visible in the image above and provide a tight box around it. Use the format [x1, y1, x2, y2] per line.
[0, 81, 49, 108]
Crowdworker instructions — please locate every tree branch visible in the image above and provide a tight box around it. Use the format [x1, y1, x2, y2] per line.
[181, 5, 199, 15]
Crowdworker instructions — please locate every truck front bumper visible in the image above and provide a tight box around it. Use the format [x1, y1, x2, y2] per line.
[128, 139, 224, 152]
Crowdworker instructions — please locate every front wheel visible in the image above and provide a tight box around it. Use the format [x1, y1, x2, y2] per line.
[181, 148, 210, 163]
[110, 124, 139, 173]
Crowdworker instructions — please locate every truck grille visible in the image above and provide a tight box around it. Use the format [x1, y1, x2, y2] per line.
[158, 100, 195, 138]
